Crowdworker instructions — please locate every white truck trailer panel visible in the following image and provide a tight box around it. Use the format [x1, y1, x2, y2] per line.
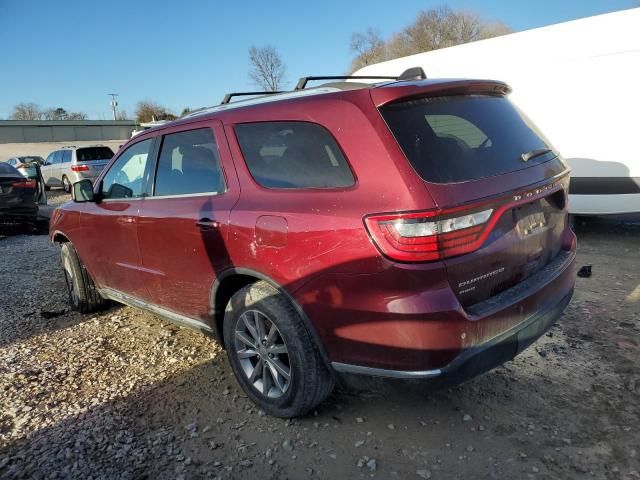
[355, 8, 640, 214]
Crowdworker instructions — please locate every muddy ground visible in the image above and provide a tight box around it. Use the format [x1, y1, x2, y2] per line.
[1, 192, 638, 479]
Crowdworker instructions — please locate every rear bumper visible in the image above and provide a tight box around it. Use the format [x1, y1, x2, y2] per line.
[0, 208, 39, 225]
[296, 244, 575, 374]
[332, 288, 572, 381]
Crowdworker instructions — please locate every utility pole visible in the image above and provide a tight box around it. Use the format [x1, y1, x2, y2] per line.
[108, 93, 119, 120]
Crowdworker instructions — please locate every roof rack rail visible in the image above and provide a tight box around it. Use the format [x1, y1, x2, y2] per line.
[294, 67, 427, 90]
[294, 76, 397, 90]
[221, 91, 285, 105]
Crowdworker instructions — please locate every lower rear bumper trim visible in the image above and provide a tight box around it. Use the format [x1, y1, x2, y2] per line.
[331, 289, 572, 381]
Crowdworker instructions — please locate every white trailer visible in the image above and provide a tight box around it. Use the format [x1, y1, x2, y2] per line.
[355, 8, 640, 215]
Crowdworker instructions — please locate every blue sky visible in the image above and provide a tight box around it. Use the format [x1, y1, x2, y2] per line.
[0, 0, 635, 119]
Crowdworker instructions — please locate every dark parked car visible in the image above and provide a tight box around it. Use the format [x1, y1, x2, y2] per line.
[0, 162, 39, 227]
[49, 73, 576, 417]
[4, 156, 45, 179]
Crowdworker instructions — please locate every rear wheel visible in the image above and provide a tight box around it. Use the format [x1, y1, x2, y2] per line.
[60, 242, 109, 313]
[223, 281, 334, 417]
[62, 176, 71, 193]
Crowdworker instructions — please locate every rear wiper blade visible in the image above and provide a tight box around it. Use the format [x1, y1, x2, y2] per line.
[521, 148, 553, 163]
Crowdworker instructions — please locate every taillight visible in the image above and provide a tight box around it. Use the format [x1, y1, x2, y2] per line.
[364, 208, 494, 262]
[11, 179, 36, 189]
[71, 165, 90, 172]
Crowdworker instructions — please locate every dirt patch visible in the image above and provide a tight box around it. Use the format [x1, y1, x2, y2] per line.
[0, 217, 638, 479]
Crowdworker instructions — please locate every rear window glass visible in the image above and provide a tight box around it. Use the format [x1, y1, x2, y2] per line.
[235, 121, 355, 189]
[0, 163, 18, 175]
[380, 95, 554, 183]
[76, 147, 114, 162]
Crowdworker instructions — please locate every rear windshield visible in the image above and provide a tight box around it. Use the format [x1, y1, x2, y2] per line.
[380, 95, 555, 183]
[0, 163, 19, 175]
[76, 147, 114, 162]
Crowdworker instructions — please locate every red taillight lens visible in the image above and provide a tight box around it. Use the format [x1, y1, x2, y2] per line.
[11, 179, 36, 189]
[364, 208, 494, 262]
[71, 165, 90, 172]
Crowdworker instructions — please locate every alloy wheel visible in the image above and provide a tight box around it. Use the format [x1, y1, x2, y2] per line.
[234, 310, 292, 398]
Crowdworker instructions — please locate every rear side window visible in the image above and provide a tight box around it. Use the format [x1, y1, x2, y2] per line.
[62, 150, 72, 163]
[76, 147, 114, 162]
[380, 95, 554, 183]
[154, 128, 225, 196]
[235, 121, 355, 189]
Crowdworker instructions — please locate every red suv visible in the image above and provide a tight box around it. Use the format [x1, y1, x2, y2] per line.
[50, 72, 576, 417]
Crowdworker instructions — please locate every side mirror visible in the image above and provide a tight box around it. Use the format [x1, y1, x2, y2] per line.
[72, 179, 95, 203]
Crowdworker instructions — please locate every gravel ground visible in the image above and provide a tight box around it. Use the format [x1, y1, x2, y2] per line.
[1, 195, 639, 479]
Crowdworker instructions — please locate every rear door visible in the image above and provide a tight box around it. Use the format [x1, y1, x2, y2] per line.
[79, 137, 155, 299]
[136, 121, 239, 322]
[379, 90, 571, 307]
[60, 150, 72, 184]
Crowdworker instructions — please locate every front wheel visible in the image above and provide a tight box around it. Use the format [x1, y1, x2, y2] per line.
[223, 281, 334, 417]
[60, 242, 109, 313]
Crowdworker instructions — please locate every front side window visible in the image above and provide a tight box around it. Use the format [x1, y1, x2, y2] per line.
[52, 151, 63, 165]
[101, 139, 152, 199]
[154, 128, 225, 196]
[235, 121, 355, 189]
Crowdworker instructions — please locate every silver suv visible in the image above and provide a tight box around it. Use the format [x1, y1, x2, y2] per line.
[42, 145, 114, 192]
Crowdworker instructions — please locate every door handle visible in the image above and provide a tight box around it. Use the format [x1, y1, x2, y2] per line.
[196, 218, 220, 230]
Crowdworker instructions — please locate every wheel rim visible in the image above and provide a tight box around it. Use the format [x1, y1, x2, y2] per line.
[234, 310, 291, 399]
[62, 255, 78, 305]
[63, 177, 70, 192]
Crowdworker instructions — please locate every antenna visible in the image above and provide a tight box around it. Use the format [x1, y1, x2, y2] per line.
[108, 93, 119, 120]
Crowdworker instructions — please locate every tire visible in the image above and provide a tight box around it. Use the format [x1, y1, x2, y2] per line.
[60, 242, 109, 313]
[62, 176, 71, 193]
[223, 281, 334, 418]
[45, 184, 51, 191]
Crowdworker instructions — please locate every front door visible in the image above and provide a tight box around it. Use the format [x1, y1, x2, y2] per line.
[136, 122, 239, 323]
[79, 137, 155, 299]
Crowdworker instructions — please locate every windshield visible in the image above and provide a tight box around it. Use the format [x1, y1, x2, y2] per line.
[380, 95, 556, 183]
[76, 147, 114, 162]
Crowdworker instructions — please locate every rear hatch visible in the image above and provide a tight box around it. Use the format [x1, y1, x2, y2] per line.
[75, 146, 114, 176]
[376, 81, 571, 307]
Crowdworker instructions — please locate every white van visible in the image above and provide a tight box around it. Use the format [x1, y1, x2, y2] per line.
[355, 8, 640, 215]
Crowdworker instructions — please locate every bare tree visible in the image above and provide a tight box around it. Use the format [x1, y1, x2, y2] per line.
[10, 102, 43, 120]
[248, 45, 287, 92]
[116, 109, 129, 120]
[66, 111, 88, 120]
[349, 28, 386, 72]
[134, 101, 176, 123]
[351, 7, 512, 71]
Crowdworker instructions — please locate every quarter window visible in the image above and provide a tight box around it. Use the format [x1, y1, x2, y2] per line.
[154, 128, 225, 196]
[235, 121, 355, 189]
[101, 139, 152, 199]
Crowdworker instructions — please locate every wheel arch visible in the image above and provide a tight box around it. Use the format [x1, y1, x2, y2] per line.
[210, 268, 332, 369]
